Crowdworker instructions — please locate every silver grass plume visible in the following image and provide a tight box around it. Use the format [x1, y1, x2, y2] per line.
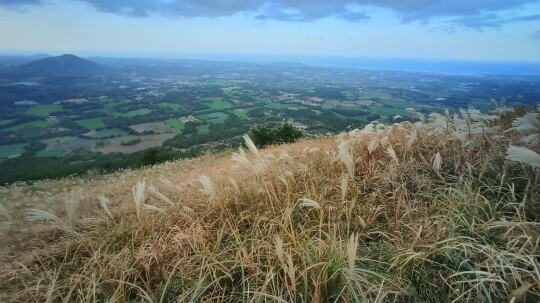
[298, 198, 321, 209]
[63, 187, 84, 231]
[243, 134, 263, 162]
[432, 152, 442, 171]
[133, 180, 146, 219]
[386, 147, 399, 164]
[507, 112, 540, 146]
[25, 209, 64, 226]
[338, 140, 355, 179]
[506, 146, 540, 168]
[198, 175, 216, 202]
[97, 195, 114, 219]
[148, 184, 174, 206]
[0, 201, 12, 222]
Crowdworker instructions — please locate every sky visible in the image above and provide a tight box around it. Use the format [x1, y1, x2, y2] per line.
[0, 0, 539, 62]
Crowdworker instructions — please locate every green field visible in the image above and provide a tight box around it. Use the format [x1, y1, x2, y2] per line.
[266, 102, 306, 110]
[25, 105, 63, 117]
[112, 108, 152, 117]
[35, 149, 68, 158]
[200, 112, 229, 124]
[4, 120, 53, 131]
[233, 108, 252, 119]
[92, 128, 128, 138]
[40, 136, 75, 146]
[105, 101, 120, 111]
[157, 102, 182, 111]
[208, 100, 233, 110]
[196, 124, 210, 134]
[165, 119, 185, 131]
[76, 118, 107, 130]
[0, 119, 16, 126]
[0, 143, 27, 159]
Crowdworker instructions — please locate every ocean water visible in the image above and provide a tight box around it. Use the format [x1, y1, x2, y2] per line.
[295, 56, 540, 76]
[178, 53, 540, 76]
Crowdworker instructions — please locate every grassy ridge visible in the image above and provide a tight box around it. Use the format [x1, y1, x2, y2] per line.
[0, 106, 539, 302]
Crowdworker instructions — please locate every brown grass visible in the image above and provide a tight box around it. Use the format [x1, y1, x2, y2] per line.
[0, 106, 539, 302]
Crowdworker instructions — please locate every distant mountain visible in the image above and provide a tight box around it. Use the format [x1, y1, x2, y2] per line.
[18, 54, 104, 76]
[31, 53, 51, 60]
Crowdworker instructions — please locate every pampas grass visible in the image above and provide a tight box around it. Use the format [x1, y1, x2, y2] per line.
[2, 105, 540, 302]
[0, 201, 12, 222]
[506, 146, 540, 168]
[25, 209, 64, 226]
[386, 147, 399, 164]
[432, 152, 442, 171]
[25, 187, 83, 232]
[198, 174, 216, 202]
[338, 140, 355, 179]
[507, 112, 540, 146]
[97, 195, 113, 219]
[298, 197, 321, 209]
[63, 187, 83, 231]
[132, 180, 146, 219]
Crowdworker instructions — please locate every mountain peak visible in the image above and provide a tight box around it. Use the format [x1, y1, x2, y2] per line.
[19, 54, 103, 76]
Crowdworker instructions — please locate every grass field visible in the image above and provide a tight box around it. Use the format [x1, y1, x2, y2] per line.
[233, 108, 252, 119]
[25, 105, 63, 117]
[91, 128, 128, 138]
[35, 149, 68, 158]
[208, 100, 233, 110]
[51, 138, 96, 150]
[0, 143, 27, 159]
[157, 102, 182, 111]
[266, 102, 307, 110]
[200, 112, 229, 124]
[40, 136, 76, 146]
[196, 124, 210, 134]
[75, 118, 107, 130]
[95, 133, 175, 153]
[0, 119, 16, 126]
[112, 108, 152, 117]
[165, 119, 185, 131]
[130, 122, 173, 134]
[3, 120, 53, 131]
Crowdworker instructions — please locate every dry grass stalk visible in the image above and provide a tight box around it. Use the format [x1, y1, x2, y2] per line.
[97, 195, 113, 219]
[198, 174, 216, 202]
[432, 152, 442, 171]
[132, 180, 146, 219]
[0, 201, 12, 222]
[2, 106, 540, 302]
[338, 140, 355, 179]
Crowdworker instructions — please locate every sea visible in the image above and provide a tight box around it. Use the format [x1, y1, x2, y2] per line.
[296, 56, 540, 76]
[175, 53, 540, 76]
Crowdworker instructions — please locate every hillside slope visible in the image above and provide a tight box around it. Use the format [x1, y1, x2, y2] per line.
[0, 106, 539, 302]
[17, 54, 104, 76]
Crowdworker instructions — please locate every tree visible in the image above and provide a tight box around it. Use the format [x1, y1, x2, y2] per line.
[251, 123, 303, 148]
[141, 148, 159, 166]
[275, 123, 303, 144]
[251, 125, 274, 148]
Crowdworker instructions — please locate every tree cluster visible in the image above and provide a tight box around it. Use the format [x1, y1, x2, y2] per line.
[251, 123, 303, 148]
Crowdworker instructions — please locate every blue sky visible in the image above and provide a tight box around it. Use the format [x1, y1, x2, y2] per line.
[0, 0, 539, 62]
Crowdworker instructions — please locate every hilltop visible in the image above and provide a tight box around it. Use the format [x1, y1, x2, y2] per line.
[0, 106, 539, 302]
[17, 54, 104, 76]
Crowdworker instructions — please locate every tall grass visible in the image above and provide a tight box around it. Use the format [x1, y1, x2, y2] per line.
[1, 105, 539, 302]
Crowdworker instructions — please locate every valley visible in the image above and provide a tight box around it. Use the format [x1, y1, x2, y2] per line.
[0, 55, 539, 183]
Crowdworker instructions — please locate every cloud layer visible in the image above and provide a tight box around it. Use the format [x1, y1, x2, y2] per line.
[1, 0, 538, 28]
